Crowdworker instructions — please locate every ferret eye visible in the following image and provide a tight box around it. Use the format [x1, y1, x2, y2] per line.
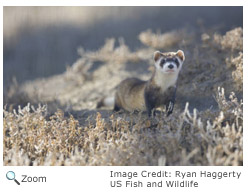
[160, 59, 165, 66]
[174, 58, 179, 67]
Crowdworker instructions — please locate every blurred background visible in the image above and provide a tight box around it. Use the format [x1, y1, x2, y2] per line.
[3, 6, 242, 88]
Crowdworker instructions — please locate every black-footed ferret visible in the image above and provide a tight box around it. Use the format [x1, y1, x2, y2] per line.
[97, 50, 185, 117]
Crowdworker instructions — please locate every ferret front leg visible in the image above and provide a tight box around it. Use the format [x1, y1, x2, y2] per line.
[165, 87, 176, 116]
[166, 100, 174, 116]
[144, 93, 155, 117]
[113, 104, 121, 112]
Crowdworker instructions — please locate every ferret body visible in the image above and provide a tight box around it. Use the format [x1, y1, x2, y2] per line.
[97, 50, 185, 116]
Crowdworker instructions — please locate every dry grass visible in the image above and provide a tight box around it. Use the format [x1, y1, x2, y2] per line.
[3, 27, 243, 166]
[3, 87, 242, 166]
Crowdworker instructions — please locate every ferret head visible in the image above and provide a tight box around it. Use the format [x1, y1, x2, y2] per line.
[153, 50, 185, 75]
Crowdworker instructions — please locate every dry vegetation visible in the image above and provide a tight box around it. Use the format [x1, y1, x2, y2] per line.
[3, 27, 243, 166]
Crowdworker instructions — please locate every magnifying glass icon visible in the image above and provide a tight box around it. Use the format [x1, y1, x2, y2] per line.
[6, 171, 20, 185]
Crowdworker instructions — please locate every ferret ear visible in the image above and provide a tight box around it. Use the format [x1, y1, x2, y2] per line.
[154, 51, 162, 62]
[176, 50, 185, 61]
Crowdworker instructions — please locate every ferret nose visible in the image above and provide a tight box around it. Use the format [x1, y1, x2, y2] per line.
[168, 64, 174, 69]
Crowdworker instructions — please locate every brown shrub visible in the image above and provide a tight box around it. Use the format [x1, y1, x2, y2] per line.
[213, 27, 243, 51]
[3, 88, 242, 166]
[138, 29, 184, 49]
[226, 52, 243, 91]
